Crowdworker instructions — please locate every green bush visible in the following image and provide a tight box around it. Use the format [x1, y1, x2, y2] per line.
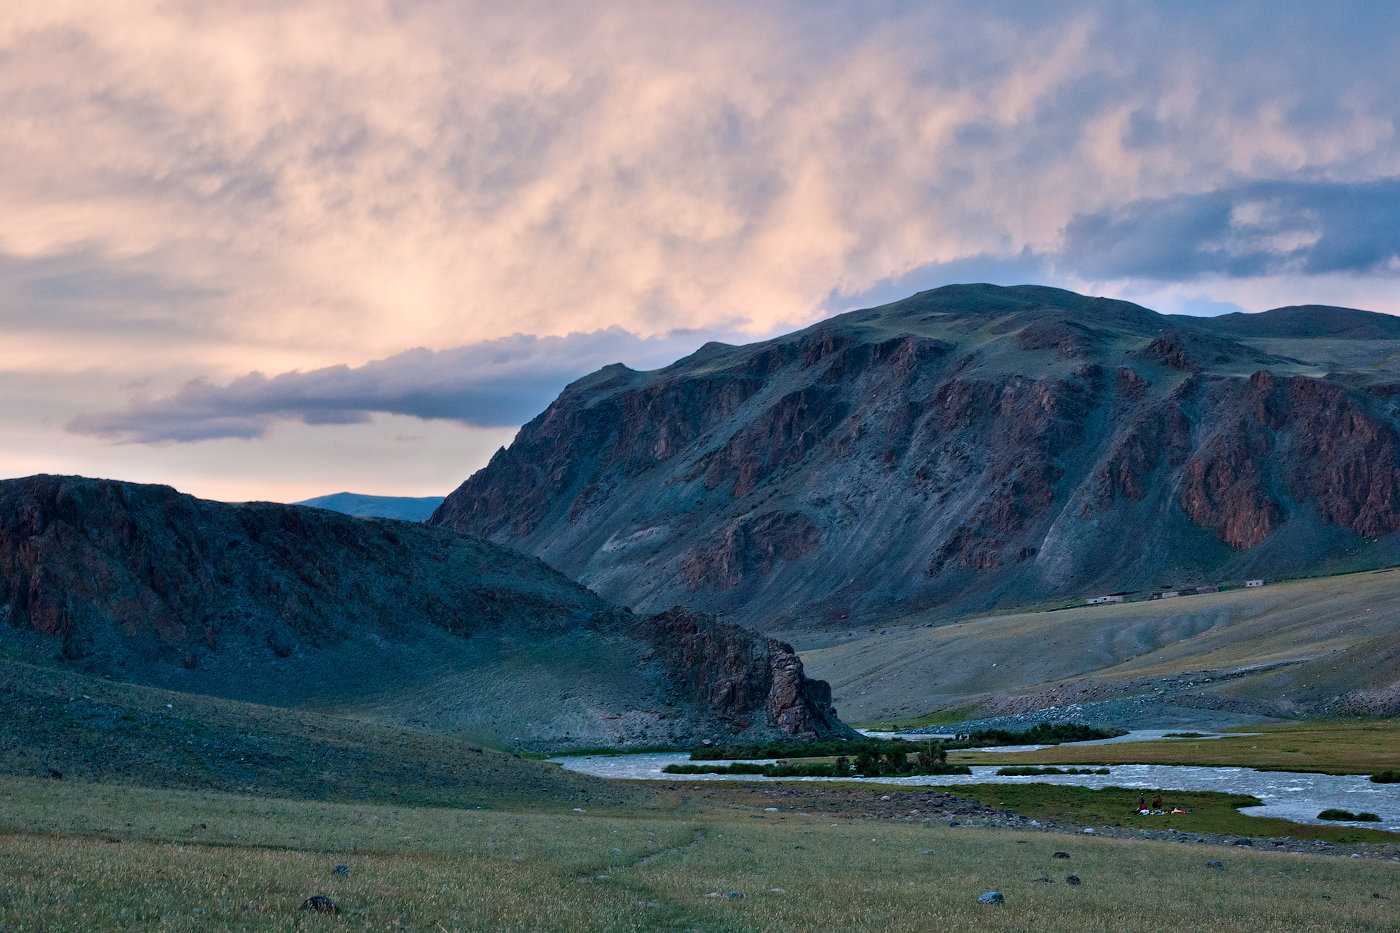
[663, 756, 971, 779]
[1316, 808, 1381, 822]
[959, 723, 1127, 747]
[1370, 770, 1400, 784]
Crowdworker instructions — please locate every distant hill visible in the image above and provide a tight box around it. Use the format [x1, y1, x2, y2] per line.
[0, 474, 850, 750]
[297, 491, 444, 521]
[432, 283, 1400, 629]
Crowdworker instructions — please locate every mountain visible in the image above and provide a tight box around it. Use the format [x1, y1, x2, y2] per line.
[431, 284, 1400, 630]
[0, 474, 849, 750]
[296, 491, 445, 521]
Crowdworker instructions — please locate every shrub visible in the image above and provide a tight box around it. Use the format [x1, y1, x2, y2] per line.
[958, 723, 1127, 747]
[1370, 770, 1400, 784]
[1317, 808, 1381, 822]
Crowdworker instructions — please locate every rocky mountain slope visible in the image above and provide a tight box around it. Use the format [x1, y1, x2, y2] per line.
[432, 284, 1400, 629]
[297, 491, 444, 521]
[0, 474, 849, 749]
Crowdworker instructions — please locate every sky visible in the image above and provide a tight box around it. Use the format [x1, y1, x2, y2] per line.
[3, 1, 1399, 502]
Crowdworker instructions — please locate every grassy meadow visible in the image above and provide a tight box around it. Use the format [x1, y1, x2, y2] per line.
[1, 775, 1399, 931]
[955, 720, 1400, 775]
[938, 783, 1400, 845]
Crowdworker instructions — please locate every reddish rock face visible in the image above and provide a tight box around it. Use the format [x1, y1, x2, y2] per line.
[680, 511, 821, 590]
[1280, 377, 1400, 539]
[431, 284, 1400, 628]
[1179, 421, 1282, 550]
[631, 608, 848, 738]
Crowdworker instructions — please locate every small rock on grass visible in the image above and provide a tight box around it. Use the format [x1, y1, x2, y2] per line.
[1065, 875, 1082, 886]
[1052, 851, 1071, 860]
[300, 895, 339, 914]
[977, 891, 1004, 905]
[332, 864, 350, 877]
[1206, 860, 1224, 871]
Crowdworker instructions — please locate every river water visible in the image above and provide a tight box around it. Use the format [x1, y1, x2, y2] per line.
[552, 736, 1400, 832]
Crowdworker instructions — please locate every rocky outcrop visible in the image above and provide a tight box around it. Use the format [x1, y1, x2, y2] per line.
[432, 284, 1400, 628]
[631, 608, 848, 738]
[0, 475, 851, 748]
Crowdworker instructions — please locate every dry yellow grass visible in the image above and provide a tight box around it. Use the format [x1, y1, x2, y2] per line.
[801, 571, 1400, 725]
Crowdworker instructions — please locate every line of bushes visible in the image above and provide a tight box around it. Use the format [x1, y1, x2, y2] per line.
[996, 766, 1111, 776]
[1370, 770, 1400, 784]
[958, 723, 1128, 747]
[690, 723, 1125, 761]
[1317, 808, 1381, 822]
[666, 747, 972, 779]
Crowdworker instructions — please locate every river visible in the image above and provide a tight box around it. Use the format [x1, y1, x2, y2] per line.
[552, 737, 1400, 832]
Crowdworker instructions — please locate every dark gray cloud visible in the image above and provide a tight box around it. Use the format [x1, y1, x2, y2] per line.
[0, 243, 225, 335]
[67, 328, 729, 444]
[1061, 179, 1400, 280]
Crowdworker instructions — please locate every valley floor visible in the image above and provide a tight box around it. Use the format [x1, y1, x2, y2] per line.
[955, 719, 1400, 775]
[800, 569, 1400, 727]
[2, 776, 1398, 931]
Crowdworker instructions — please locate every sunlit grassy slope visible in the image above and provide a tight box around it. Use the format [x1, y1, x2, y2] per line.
[2, 777, 1397, 932]
[799, 570, 1400, 725]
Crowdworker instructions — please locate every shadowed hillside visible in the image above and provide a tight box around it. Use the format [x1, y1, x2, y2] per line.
[432, 284, 1400, 629]
[0, 658, 636, 808]
[0, 475, 849, 750]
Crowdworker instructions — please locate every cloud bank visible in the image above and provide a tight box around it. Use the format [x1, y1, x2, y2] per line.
[1062, 180, 1400, 280]
[4, 1, 1400, 494]
[68, 328, 728, 443]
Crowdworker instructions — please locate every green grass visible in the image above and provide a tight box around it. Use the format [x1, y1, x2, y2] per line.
[932, 784, 1400, 844]
[955, 720, 1400, 775]
[2, 776, 1399, 931]
[0, 658, 640, 811]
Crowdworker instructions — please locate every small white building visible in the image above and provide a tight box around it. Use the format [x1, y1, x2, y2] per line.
[1245, 578, 1265, 588]
[1085, 594, 1126, 605]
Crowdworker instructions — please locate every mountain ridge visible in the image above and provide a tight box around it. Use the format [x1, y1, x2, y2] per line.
[0, 473, 849, 749]
[431, 283, 1400, 629]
